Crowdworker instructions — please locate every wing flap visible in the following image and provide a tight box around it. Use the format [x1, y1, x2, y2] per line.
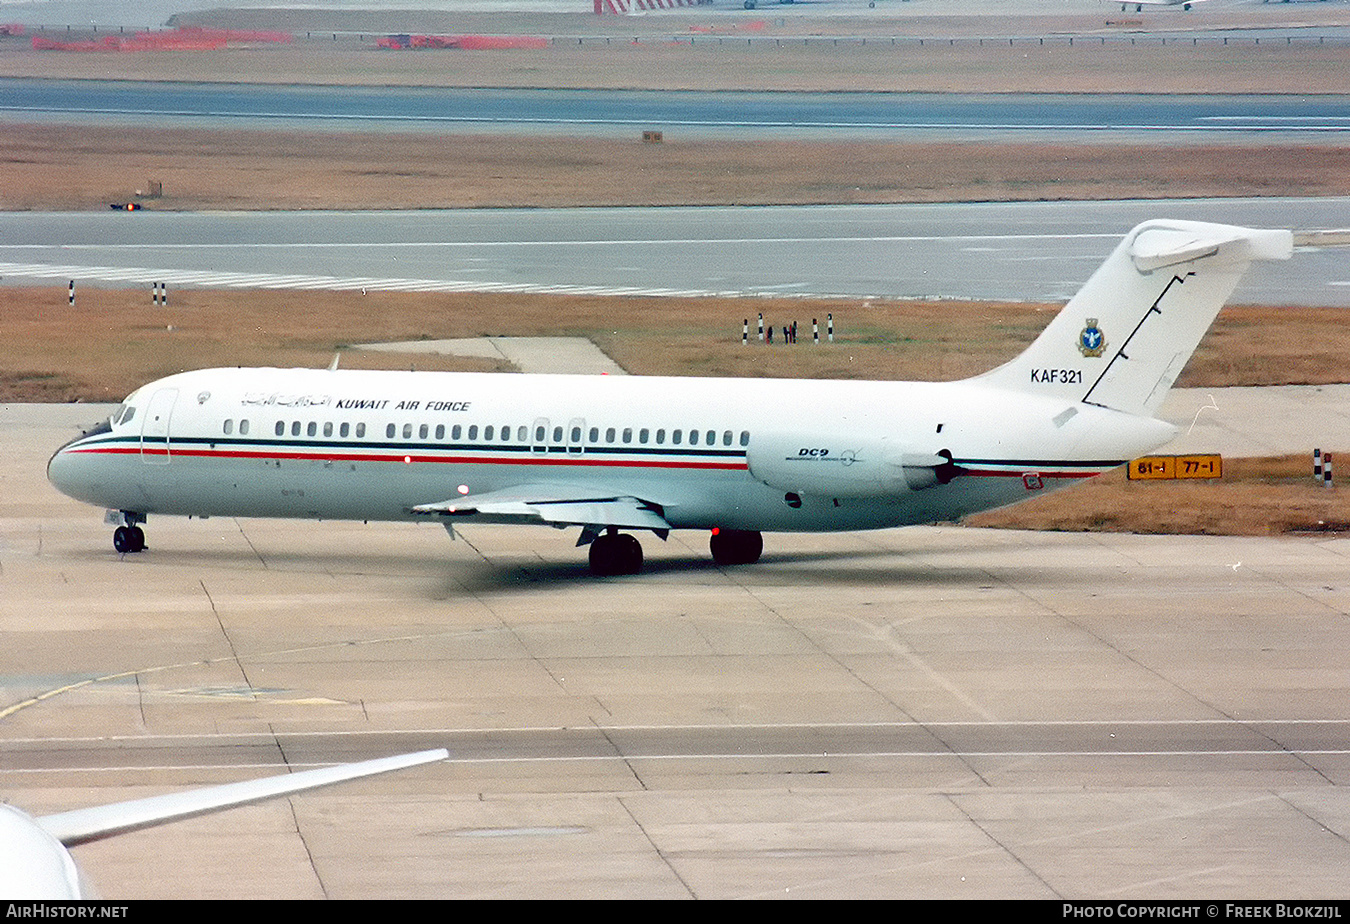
[411, 484, 671, 531]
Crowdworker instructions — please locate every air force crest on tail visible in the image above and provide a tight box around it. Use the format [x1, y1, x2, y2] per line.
[1077, 318, 1106, 358]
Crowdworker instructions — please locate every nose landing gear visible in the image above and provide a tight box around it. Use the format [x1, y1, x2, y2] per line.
[113, 525, 145, 554]
[110, 511, 146, 554]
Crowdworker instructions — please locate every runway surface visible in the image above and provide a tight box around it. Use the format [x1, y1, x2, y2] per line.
[4, 393, 1350, 898]
[3, 198, 1349, 304]
[6, 79, 1350, 141]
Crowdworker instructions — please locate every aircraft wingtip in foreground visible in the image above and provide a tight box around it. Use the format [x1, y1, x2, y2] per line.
[2, 748, 448, 899]
[47, 219, 1338, 576]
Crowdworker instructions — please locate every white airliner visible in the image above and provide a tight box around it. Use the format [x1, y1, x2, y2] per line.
[47, 220, 1305, 576]
[2, 748, 447, 898]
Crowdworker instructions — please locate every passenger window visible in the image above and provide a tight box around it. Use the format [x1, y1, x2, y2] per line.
[723, 430, 732, 446]
[435, 424, 445, 440]
[672, 430, 682, 445]
[356, 423, 366, 438]
[386, 424, 396, 439]
[239, 420, 249, 436]
[223, 419, 233, 435]
[340, 422, 350, 438]
[589, 427, 599, 443]
[452, 425, 462, 440]
[707, 430, 716, 445]
[656, 429, 666, 445]
[517, 426, 528, 442]
[290, 421, 301, 437]
[553, 426, 563, 443]
[535, 425, 546, 442]
[623, 428, 632, 443]
[740, 431, 750, 446]
[689, 430, 698, 446]
[276, 421, 285, 437]
[323, 422, 333, 437]
[402, 423, 413, 439]
[468, 425, 478, 440]
[307, 421, 317, 437]
[605, 427, 615, 443]
[419, 424, 429, 439]
[639, 428, 649, 444]
[485, 425, 494, 441]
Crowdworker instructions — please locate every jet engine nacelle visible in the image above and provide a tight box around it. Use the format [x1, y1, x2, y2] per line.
[746, 433, 957, 497]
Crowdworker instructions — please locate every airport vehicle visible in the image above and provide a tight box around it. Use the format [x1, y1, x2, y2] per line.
[2, 749, 447, 898]
[46, 220, 1304, 576]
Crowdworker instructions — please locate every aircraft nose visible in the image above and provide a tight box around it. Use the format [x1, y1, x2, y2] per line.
[47, 437, 85, 499]
[47, 421, 113, 505]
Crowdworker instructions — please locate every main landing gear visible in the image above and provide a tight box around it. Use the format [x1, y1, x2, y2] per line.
[709, 528, 763, 567]
[111, 512, 146, 554]
[585, 528, 764, 576]
[588, 530, 644, 576]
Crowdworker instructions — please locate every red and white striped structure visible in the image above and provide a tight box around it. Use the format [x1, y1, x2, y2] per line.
[595, 0, 709, 13]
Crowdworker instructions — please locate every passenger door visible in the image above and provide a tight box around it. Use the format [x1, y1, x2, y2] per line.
[140, 387, 177, 464]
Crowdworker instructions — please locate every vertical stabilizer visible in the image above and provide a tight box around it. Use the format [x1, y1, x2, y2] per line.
[974, 220, 1293, 416]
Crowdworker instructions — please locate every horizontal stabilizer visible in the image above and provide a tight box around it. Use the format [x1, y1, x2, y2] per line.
[39, 749, 448, 847]
[1128, 227, 1232, 272]
[412, 485, 671, 531]
[1130, 224, 1291, 272]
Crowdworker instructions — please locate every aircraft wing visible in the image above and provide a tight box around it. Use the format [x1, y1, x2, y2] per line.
[38, 749, 447, 847]
[411, 484, 672, 533]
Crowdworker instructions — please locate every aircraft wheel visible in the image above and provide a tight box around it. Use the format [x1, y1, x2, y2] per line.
[710, 529, 763, 566]
[114, 525, 146, 554]
[589, 533, 643, 576]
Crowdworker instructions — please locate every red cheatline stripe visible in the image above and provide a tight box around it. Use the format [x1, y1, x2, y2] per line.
[65, 446, 1111, 478]
[65, 445, 749, 471]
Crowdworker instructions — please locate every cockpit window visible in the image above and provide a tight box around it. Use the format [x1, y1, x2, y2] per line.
[112, 404, 136, 426]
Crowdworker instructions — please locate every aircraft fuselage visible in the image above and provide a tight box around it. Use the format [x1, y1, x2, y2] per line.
[48, 366, 1171, 535]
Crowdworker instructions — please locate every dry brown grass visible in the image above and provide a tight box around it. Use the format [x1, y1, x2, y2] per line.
[5, 124, 1350, 211]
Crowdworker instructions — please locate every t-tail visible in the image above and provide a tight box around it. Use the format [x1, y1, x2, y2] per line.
[974, 220, 1295, 417]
